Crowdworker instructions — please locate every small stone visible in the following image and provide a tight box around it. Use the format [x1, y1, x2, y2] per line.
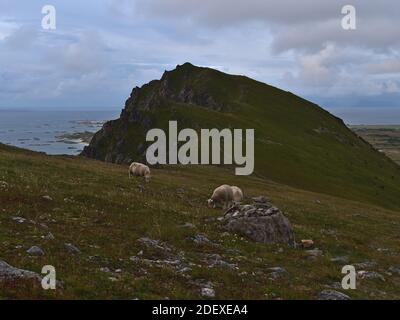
[326, 282, 342, 289]
[27, 246, 45, 256]
[130, 256, 140, 262]
[306, 249, 323, 258]
[0, 181, 9, 189]
[388, 267, 400, 275]
[267, 267, 287, 280]
[357, 271, 385, 281]
[44, 232, 55, 240]
[252, 196, 269, 203]
[12, 216, 26, 224]
[318, 290, 351, 300]
[201, 287, 215, 298]
[191, 234, 212, 245]
[100, 267, 111, 273]
[64, 243, 81, 255]
[180, 222, 195, 229]
[42, 195, 53, 201]
[330, 256, 349, 264]
[353, 261, 377, 269]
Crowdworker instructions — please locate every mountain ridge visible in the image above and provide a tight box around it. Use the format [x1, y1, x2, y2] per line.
[81, 63, 400, 210]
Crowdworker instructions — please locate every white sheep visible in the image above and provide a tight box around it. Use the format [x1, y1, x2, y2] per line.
[128, 162, 151, 182]
[207, 184, 234, 210]
[231, 186, 244, 204]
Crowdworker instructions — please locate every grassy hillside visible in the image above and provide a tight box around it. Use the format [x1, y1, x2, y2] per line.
[82, 63, 400, 210]
[1, 143, 400, 299]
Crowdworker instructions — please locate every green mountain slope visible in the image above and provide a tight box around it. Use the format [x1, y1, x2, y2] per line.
[82, 63, 400, 210]
[1, 143, 400, 299]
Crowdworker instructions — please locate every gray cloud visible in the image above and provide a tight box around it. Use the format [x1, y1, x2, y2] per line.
[0, 1, 399, 111]
[134, 0, 400, 53]
[366, 58, 400, 75]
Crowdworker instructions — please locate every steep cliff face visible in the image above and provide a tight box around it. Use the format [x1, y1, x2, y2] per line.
[81, 63, 400, 209]
[81, 63, 233, 164]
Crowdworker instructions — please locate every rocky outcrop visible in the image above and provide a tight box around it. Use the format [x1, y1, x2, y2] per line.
[0, 260, 41, 282]
[81, 63, 229, 163]
[222, 198, 295, 245]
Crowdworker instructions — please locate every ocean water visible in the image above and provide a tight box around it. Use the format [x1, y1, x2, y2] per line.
[325, 107, 400, 125]
[0, 110, 120, 155]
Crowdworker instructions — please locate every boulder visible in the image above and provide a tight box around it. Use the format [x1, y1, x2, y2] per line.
[26, 246, 45, 256]
[64, 243, 81, 255]
[0, 260, 41, 282]
[222, 200, 295, 245]
[318, 290, 351, 300]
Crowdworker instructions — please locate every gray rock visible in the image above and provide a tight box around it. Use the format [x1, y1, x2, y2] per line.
[267, 267, 287, 280]
[330, 256, 349, 264]
[389, 267, 400, 275]
[0, 181, 8, 189]
[252, 196, 270, 203]
[353, 261, 377, 269]
[64, 243, 81, 255]
[223, 200, 295, 245]
[318, 290, 351, 300]
[0, 260, 41, 281]
[201, 287, 216, 298]
[12, 216, 26, 224]
[44, 232, 55, 240]
[190, 234, 213, 245]
[203, 254, 238, 270]
[26, 246, 45, 256]
[179, 267, 192, 273]
[326, 282, 343, 289]
[42, 195, 53, 201]
[306, 249, 323, 258]
[137, 237, 171, 251]
[357, 271, 385, 281]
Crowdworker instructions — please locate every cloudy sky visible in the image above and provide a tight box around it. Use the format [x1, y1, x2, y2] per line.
[0, 0, 399, 112]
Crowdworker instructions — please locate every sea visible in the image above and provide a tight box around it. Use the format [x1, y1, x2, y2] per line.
[0, 107, 399, 155]
[0, 110, 120, 155]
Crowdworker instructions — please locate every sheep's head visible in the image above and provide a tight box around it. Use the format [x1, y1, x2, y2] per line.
[145, 175, 151, 183]
[207, 199, 214, 208]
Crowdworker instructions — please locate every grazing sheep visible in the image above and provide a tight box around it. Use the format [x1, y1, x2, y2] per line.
[231, 186, 244, 204]
[207, 184, 234, 210]
[128, 162, 151, 182]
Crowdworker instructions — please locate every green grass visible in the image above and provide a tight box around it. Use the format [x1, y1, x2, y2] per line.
[1, 143, 400, 300]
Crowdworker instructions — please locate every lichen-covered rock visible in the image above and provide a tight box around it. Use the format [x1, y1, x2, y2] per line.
[0, 260, 41, 282]
[222, 198, 295, 245]
[26, 246, 45, 256]
[318, 290, 351, 300]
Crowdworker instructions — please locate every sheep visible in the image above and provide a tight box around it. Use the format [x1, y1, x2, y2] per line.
[128, 162, 151, 182]
[231, 186, 244, 204]
[207, 184, 234, 210]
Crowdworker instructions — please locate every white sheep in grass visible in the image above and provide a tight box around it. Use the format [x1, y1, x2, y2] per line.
[231, 186, 244, 204]
[128, 162, 151, 182]
[207, 184, 234, 210]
